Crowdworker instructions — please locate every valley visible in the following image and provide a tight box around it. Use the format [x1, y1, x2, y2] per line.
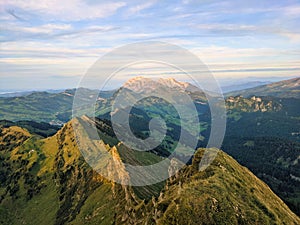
[0, 76, 299, 224]
[2, 0, 299, 224]
[0, 118, 299, 224]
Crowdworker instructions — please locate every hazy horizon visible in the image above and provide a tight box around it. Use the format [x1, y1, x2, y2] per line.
[0, 75, 298, 94]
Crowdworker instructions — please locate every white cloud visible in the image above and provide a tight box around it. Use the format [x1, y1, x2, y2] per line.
[1, 0, 126, 21]
[1, 22, 120, 42]
[282, 5, 300, 18]
[195, 23, 257, 32]
[0, 41, 109, 58]
[41, 24, 72, 31]
[281, 32, 300, 42]
[193, 46, 300, 58]
[1, 23, 72, 35]
[191, 46, 300, 74]
[127, 1, 156, 15]
[192, 22, 300, 42]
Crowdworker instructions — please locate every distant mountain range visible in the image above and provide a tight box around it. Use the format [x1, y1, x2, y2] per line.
[0, 89, 65, 98]
[0, 88, 114, 125]
[2, 76, 294, 124]
[221, 81, 270, 93]
[2, 76, 294, 97]
[0, 76, 300, 218]
[227, 77, 300, 98]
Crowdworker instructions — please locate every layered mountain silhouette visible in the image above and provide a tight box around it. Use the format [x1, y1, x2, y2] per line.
[227, 77, 300, 99]
[1, 76, 292, 124]
[0, 76, 300, 224]
[0, 119, 299, 224]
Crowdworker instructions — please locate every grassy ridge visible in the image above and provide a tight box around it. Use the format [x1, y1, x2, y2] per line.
[0, 122, 299, 224]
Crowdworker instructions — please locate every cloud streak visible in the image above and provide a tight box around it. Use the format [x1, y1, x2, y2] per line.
[0, 0, 299, 90]
[1, 0, 126, 21]
[127, 1, 157, 15]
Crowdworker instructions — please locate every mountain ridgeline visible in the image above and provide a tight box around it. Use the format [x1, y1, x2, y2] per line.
[0, 77, 298, 125]
[0, 119, 299, 225]
[0, 76, 300, 224]
[227, 77, 300, 99]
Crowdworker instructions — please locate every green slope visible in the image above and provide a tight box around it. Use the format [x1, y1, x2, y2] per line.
[0, 121, 299, 224]
[0, 88, 113, 124]
[153, 149, 300, 224]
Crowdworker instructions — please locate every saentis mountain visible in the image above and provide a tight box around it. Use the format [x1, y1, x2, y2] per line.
[1, 77, 298, 125]
[0, 119, 299, 225]
[0, 77, 206, 124]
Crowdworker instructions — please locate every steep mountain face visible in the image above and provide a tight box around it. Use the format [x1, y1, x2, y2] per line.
[222, 77, 300, 213]
[221, 94, 300, 215]
[0, 77, 290, 124]
[123, 77, 201, 93]
[222, 137, 300, 215]
[0, 76, 299, 217]
[0, 77, 208, 124]
[227, 77, 300, 99]
[0, 121, 137, 225]
[151, 149, 299, 225]
[0, 121, 299, 225]
[224, 96, 300, 140]
[226, 96, 282, 113]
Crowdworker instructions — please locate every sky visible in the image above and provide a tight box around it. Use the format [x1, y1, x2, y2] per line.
[0, 0, 300, 91]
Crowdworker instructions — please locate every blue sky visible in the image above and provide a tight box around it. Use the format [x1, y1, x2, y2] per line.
[0, 0, 300, 90]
